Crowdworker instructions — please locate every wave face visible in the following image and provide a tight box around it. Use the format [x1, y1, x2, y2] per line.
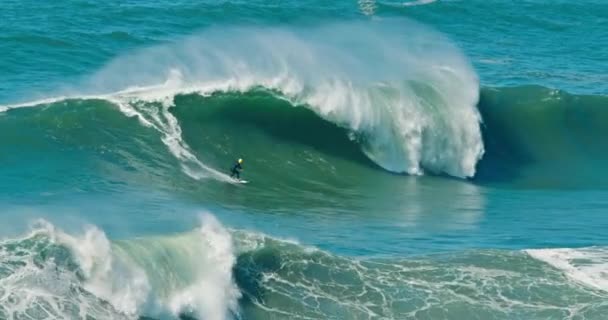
[476, 86, 608, 187]
[2, 216, 608, 320]
[2, 19, 483, 179]
[2, 86, 607, 193]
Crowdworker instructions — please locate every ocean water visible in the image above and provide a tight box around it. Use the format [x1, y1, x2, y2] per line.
[1, 1, 608, 319]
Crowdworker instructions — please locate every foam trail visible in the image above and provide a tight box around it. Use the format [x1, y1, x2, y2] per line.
[527, 247, 608, 292]
[1, 20, 484, 178]
[402, 0, 437, 7]
[358, 0, 378, 15]
[0, 78, 235, 182]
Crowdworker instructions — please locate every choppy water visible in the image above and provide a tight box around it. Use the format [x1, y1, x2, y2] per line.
[1, 1, 607, 319]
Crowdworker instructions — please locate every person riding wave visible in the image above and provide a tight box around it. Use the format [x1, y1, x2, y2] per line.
[230, 158, 244, 180]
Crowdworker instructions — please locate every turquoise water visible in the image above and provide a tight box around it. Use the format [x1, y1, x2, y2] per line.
[1, 1, 608, 319]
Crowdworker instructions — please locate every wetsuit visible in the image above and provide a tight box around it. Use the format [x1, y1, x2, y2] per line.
[230, 162, 242, 179]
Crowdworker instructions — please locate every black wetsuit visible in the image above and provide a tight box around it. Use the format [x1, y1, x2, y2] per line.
[230, 162, 242, 179]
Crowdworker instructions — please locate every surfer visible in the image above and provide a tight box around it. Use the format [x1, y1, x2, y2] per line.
[230, 158, 244, 180]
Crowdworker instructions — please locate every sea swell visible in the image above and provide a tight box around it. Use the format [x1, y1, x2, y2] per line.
[1, 215, 607, 320]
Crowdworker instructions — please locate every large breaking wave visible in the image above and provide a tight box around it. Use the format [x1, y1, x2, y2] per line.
[1, 19, 484, 179]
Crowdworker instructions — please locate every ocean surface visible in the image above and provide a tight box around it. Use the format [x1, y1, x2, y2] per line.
[1, 1, 608, 319]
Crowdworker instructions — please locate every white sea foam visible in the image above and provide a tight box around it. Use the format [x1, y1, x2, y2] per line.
[527, 247, 608, 292]
[402, 0, 438, 7]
